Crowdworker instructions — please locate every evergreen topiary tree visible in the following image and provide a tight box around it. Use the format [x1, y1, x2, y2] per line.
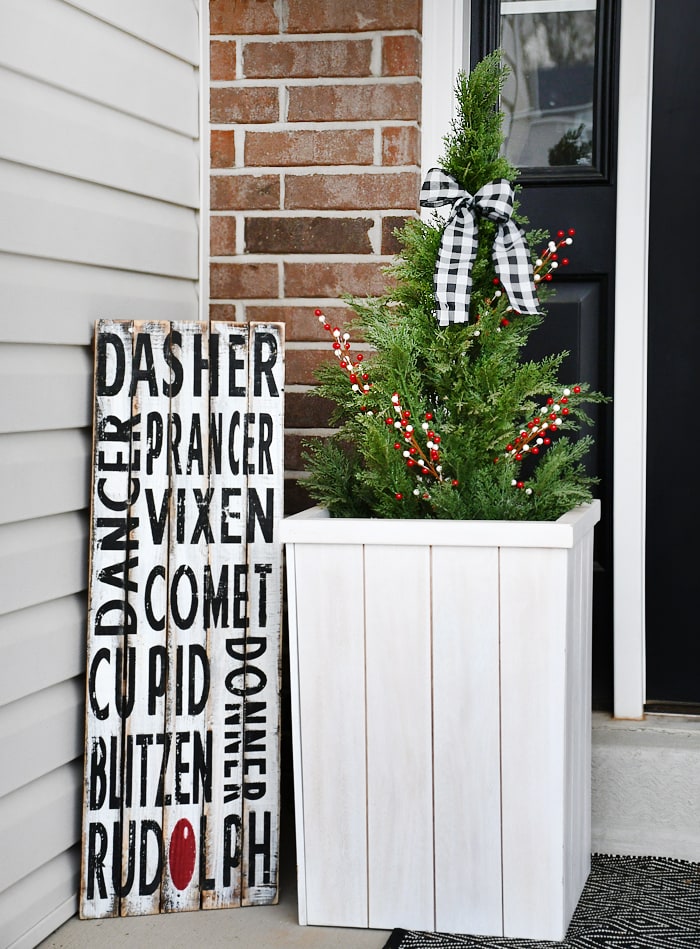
[302, 52, 605, 521]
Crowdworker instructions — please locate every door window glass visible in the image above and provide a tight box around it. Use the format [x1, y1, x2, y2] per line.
[500, 0, 597, 170]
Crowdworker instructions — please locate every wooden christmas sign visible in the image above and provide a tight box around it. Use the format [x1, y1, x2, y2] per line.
[80, 321, 284, 917]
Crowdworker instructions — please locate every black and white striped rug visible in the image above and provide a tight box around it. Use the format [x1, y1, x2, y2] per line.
[383, 855, 700, 949]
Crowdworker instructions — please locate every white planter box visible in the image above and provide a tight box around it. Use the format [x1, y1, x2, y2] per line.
[281, 501, 600, 941]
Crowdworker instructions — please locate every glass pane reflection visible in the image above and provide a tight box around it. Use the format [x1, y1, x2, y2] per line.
[501, 1, 597, 169]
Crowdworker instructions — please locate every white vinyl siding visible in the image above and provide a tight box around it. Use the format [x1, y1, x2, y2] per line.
[0, 2, 201, 947]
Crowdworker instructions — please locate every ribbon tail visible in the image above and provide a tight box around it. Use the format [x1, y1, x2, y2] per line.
[493, 221, 541, 316]
[433, 205, 478, 326]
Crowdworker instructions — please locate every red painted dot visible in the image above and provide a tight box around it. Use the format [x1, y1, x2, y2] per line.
[169, 819, 197, 891]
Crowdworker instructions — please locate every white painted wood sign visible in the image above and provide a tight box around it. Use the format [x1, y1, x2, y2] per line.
[80, 321, 284, 918]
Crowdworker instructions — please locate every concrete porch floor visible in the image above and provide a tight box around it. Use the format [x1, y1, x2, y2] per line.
[38, 797, 391, 949]
[38, 712, 700, 948]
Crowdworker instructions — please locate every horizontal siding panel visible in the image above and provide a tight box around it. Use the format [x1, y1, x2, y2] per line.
[0, 760, 82, 895]
[0, 67, 198, 207]
[0, 847, 79, 949]
[0, 0, 198, 136]
[0, 678, 83, 797]
[0, 344, 92, 434]
[0, 595, 85, 707]
[0, 162, 198, 278]
[0, 430, 90, 524]
[0, 512, 87, 615]
[64, 0, 199, 64]
[0, 254, 199, 346]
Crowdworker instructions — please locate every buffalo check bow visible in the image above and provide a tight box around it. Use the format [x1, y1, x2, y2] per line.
[419, 168, 541, 326]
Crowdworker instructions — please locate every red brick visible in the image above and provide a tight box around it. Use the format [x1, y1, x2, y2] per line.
[285, 261, 393, 298]
[382, 215, 413, 255]
[210, 262, 278, 299]
[286, 432, 321, 470]
[382, 126, 420, 166]
[210, 0, 279, 35]
[285, 478, 314, 515]
[210, 304, 238, 322]
[382, 34, 421, 76]
[286, 390, 337, 427]
[287, 0, 421, 33]
[247, 305, 354, 341]
[210, 216, 237, 256]
[246, 217, 373, 254]
[211, 130, 236, 168]
[285, 172, 420, 210]
[210, 87, 278, 124]
[210, 40, 236, 80]
[243, 39, 372, 78]
[285, 348, 336, 385]
[211, 175, 280, 210]
[245, 129, 373, 166]
[288, 81, 420, 122]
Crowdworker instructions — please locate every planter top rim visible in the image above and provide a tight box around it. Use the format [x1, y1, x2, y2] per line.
[281, 499, 600, 549]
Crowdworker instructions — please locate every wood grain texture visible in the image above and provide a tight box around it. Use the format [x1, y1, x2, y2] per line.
[432, 545, 503, 936]
[241, 324, 285, 907]
[160, 322, 210, 913]
[80, 319, 133, 919]
[284, 503, 599, 939]
[292, 542, 369, 927]
[201, 323, 249, 909]
[499, 546, 570, 941]
[365, 544, 434, 931]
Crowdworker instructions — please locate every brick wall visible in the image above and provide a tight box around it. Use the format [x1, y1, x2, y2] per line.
[208, 0, 423, 512]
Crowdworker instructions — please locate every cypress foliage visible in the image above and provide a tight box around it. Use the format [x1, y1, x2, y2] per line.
[302, 52, 606, 521]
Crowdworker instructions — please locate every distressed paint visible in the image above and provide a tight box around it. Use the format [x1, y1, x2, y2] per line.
[81, 321, 284, 917]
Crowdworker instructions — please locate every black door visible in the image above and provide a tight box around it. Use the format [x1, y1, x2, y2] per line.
[472, 0, 619, 709]
[645, 0, 700, 708]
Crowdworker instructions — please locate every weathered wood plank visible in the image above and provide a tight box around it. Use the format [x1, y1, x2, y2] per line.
[241, 323, 284, 907]
[80, 322, 285, 916]
[201, 323, 250, 909]
[80, 319, 133, 919]
[160, 322, 210, 913]
[120, 321, 171, 917]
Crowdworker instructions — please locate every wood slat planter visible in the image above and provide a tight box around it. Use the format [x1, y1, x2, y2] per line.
[282, 501, 600, 941]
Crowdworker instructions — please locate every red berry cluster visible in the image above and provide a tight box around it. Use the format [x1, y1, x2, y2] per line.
[533, 228, 574, 289]
[315, 308, 370, 395]
[493, 385, 583, 476]
[388, 394, 459, 494]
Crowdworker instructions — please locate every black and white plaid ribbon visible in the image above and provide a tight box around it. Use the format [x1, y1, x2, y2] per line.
[419, 168, 541, 326]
